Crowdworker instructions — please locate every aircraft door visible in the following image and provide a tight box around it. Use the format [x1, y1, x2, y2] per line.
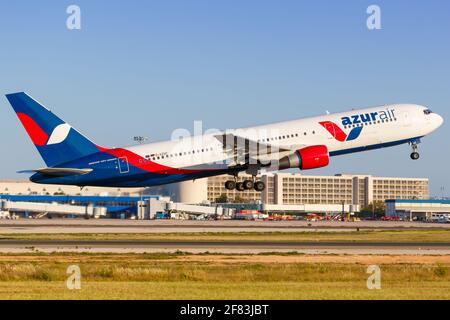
[118, 157, 130, 174]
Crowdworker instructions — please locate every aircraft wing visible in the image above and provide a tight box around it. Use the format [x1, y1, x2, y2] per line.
[18, 168, 93, 177]
[213, 133, 302, 167]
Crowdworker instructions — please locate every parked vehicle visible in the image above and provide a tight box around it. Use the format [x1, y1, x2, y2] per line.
[430, 214, 450, 223]
[381, 216, 401, 221]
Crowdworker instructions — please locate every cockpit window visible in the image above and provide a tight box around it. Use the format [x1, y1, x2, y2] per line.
[423, 109, 433, 115]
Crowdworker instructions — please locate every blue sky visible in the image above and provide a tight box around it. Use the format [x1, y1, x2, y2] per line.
[0, 1, 449, 196]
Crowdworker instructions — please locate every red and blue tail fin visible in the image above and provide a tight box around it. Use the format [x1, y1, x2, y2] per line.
[5, 92, 100, 167]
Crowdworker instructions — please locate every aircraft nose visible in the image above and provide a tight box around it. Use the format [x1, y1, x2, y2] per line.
[434, 113, 444, 128]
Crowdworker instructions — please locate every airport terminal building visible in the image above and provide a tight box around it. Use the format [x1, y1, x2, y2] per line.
[0, 180, 145, 197]
[0, 173, 430, 219]
[385, 199, 450, 221]
[2, 173, 429, 208]
[207, 173, 429, 207]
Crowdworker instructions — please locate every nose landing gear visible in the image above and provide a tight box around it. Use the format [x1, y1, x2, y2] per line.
[410, 151, 420, 160]
[410, 141, 420, 160]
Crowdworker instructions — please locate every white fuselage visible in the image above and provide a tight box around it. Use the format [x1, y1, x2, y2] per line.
[11, 91, 443, 188]
[124, 104, 443, 173]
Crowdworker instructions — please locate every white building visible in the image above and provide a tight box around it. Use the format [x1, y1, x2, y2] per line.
[0, 180, 145, 197]
[385, 199, 450, 221]
[1, 172, 430, 210]
[207, 173, 429, 207]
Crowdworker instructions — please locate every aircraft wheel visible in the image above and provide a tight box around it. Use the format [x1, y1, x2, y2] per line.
[225, 180, 236, 190]
[410, 152, 420, 160]
[235, 182, 245, 192]
[254, 181, 266, 192]
[243, 180, 254, 190]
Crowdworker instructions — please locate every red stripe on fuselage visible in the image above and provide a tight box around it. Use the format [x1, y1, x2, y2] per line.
[16, 112, 49, 146]
[97, 146, 208, 175]
[319, 121, 347, 142]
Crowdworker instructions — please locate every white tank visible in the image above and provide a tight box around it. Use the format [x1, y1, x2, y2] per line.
[170, 179, 208, 204]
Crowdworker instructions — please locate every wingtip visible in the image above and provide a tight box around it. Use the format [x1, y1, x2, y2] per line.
[17, 170, 36, 174]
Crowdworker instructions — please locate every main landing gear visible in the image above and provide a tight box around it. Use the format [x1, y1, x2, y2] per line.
[224, 177, 266, 192]
[410, 141, 420, 160]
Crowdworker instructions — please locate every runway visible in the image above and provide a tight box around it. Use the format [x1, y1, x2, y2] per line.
[1, 239, 449, 254]
[1, 219, 449, 234]
[1, 220, 449, 254]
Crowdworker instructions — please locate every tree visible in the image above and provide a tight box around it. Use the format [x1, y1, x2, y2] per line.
[216, 194, 229, 203]
[361, 201, 385, 216]
[233, 196, 248, 204]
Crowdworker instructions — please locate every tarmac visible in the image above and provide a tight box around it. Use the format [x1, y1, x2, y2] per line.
[0, 219, 449, 234]
[0, 219, 449, 254]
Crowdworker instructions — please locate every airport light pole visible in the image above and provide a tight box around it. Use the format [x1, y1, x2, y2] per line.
[133, 136, 149, 144]
[372, 202, 375, 220]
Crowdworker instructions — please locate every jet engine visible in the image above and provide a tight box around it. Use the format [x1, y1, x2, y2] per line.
[278, 145, 329, 170]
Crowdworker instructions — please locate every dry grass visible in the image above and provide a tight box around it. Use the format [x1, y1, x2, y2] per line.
[1, 229, 450, 242]
[0, 252, 449, 299]
[1, 281, 450, 300]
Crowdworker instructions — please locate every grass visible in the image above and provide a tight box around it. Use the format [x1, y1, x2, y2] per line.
[0, 252, 449, 299]
[0, 229, 448, 299]
[1, 229, 450, 242]
[2, 281, 450, 300]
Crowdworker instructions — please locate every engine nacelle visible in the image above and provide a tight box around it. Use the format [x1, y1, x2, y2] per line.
[279, 145, 329, 170]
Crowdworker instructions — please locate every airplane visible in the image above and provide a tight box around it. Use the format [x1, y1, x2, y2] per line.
[5, 92, 443, 192]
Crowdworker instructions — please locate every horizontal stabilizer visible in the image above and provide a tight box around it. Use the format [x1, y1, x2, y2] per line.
[18, 168, 93, 177]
